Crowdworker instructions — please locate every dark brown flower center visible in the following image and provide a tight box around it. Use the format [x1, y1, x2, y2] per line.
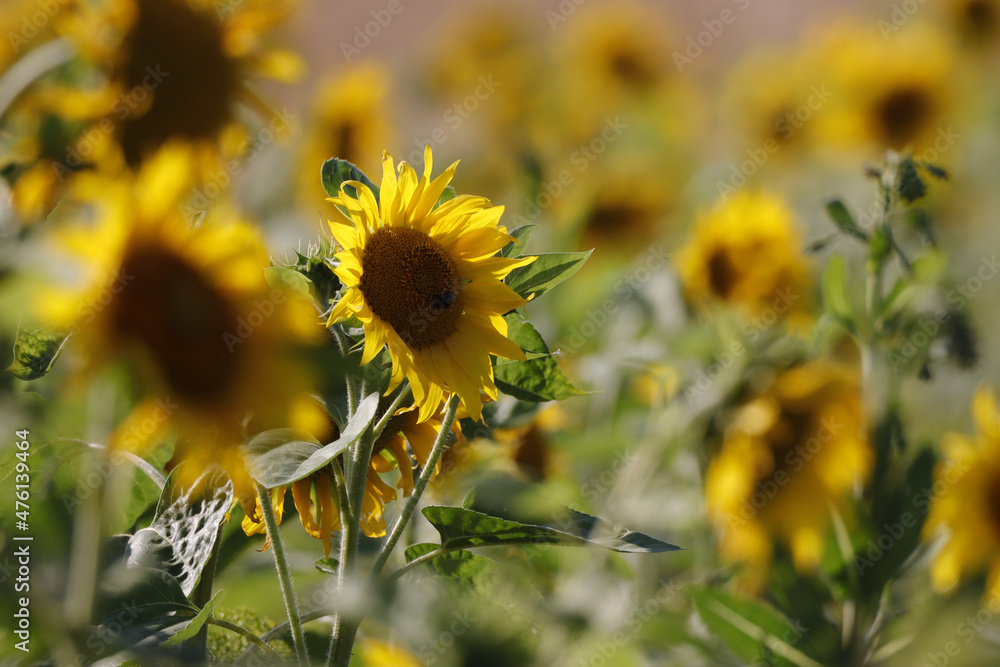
[359, 227, 464, 350]
[111, 245, 240, 402]
[875, 87, 933, 149]
[752, 408, 816, 494]
[116, 0, 238, 166]
[609, 49, 659, 89]
[963, 0, 999, 39]
[707, 248, 739, 300]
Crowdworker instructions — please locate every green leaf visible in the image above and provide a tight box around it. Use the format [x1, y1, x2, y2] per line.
[804, 234, 838, 255]
[315, 557, 340, 575]
[499, 225, 535, 258]
[96, 565, 195, 624]
[263, 266, 315, 301]
[160, 590, 223, 648]
[821, 255, 856, 333]
[241, 392, 379, 487]
[868, 225, 893, 268]
[421, 505, 681, 553]
[918, 161, 949, 180]
[436, 185, 456, 208]
[896, 158, 926, 203]
[6, 324, 70, 380]
[691, 588, 820, 667]
[505, 250, 592, 299]
[146, 465, 233, 596]
[404, 543, 439, 562]
[494, 314, 584, 402]
[825, 199, 867, 241]
[320, 158, 380, 202]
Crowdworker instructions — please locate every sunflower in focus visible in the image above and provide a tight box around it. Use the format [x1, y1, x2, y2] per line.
[704, 360, 871, 592]
[326, 146, 536, 423]
[298, 63, 393, 208]
[674, 191, 811, 328]
[923, 387, 1000, 601]
[40, 144, 325, 500]
[815, 20, 958, 152]
[58, 0, 301, 167]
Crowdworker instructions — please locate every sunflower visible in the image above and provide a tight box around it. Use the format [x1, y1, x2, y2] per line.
[59, 0, 300, 167]
[492, 405, 570, 482]
[298, 62, 393, 210]
[721, 45, 825, 158]
[326, 146, 536, 423]
[357, 637, 422, 667]
[704, 360, 871, 592]
[674, 190, 811, 328]
[924, 387, 1000, 600]
[814, 20, 958, 152]
[40, 144, 326, 498]
[946, 0, 1000, 45]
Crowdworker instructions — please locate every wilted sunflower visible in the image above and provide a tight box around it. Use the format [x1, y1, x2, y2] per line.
[674, 190, 811, 328]
[297, 62, 393, 209]
[58, 0, 301, 167]
[924, 387, 1000, 600]
[326, 146, 536, 423]
[41, 144, 326, 496]
[492, 405, 570, 482]
[815, 20, 958, 152]
[704, 360, 871, 591]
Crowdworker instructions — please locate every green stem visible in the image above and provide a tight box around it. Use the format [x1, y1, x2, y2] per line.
[332, 326, 358, 417]
[328, 425, 378, 665]
[255, 482, 308, 667]
[370, 394, 460, 579]
[0, 39, 74, 118]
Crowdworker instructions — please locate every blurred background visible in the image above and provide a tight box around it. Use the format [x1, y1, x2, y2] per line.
[3, 0, 1000, 664]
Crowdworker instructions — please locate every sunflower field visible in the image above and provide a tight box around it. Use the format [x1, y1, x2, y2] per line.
[3, 0, 1000, 665]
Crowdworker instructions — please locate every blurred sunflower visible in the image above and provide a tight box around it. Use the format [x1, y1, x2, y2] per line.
[426, 6, 541, 128]
[298, 62, 392, 208]
[559, 3, 671, 102]
[815, 20, 958, 152]
[721, 46, 824, 158]
[40, 144, 326, 497]
[357, 637, 422, 667]
[946, 0, 1000, 45]
[492, 405, 570, 482]
[924, 387, 1000, 600]
[372, 403, 464, 498]
[61, 0, 300, 166]
[674, 190, 811, 328]
[326, 146, 535, 423]
[704, 360, 870, 592]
